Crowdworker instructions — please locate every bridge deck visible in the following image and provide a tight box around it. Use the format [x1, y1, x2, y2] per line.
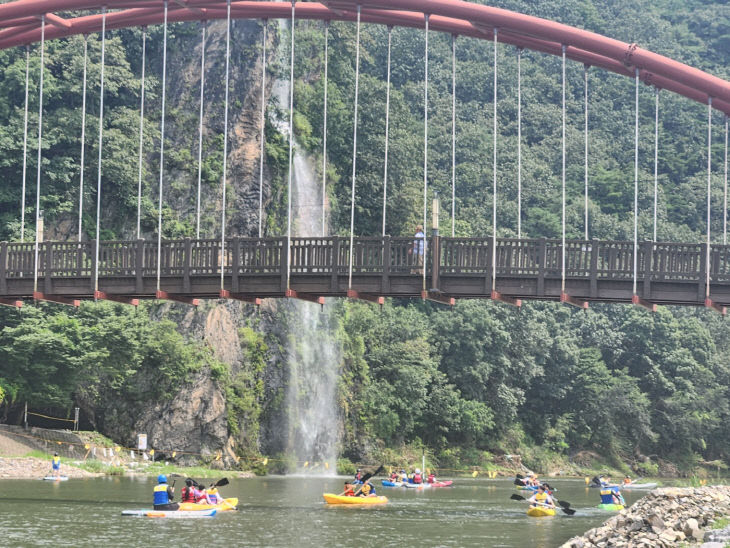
[1, 237, 729, 307]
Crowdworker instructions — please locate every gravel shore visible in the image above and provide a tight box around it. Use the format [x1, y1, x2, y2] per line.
[0, 457, 101, 479]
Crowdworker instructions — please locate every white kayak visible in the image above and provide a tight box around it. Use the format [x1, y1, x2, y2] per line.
[42, 476, 68, 481]
[122, 508, 217, 518]
[622, 482, 657, 490]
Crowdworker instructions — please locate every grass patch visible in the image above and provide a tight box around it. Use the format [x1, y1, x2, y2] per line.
[711, 517, 730, 530]
[77, 460, 125, 476]
[22, 450, 53, 459]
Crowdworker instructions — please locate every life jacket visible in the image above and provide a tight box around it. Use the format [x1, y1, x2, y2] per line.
[413, 473, 422, 484]
[207, 488, 220, 504]
[195, 490, 207, 503]
[52, 456, 61, 469]
[533, 491, 549, 504]
[600, 489, 617, 504]
[153, 484, 170, 505]
[360, 483, 372, 496]
[343, 486, 355, 496]
[182, 486, 196, 503]
[355, 472, 362, 481]
[427, 474, 435, 484]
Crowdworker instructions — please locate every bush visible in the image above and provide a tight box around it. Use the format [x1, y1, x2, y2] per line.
[337, 458, 357, 476]
[635, 460, 659, 477]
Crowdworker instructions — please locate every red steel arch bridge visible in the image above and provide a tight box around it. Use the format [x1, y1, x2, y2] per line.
[0, 0, 729, 311]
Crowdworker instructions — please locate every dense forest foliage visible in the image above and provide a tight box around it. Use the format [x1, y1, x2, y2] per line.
[0, 0, 729, 474]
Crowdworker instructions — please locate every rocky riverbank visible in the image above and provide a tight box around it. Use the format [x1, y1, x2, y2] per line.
[0, 457, 101, 479]
[561, 486, 730, 547]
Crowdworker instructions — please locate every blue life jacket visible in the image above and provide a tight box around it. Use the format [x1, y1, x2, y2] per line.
[600, 488, 617, 504]
[154, 484, 170, 505]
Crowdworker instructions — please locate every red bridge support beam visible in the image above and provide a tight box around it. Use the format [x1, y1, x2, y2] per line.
[94, 291, 139, 306]
[421, 290, 455, 307]
[632, 294, 657, 312]
[284, 289, 326, 306]
[219, 289, 261, 305]
[561, 292, 588, 309]
[33, 291, 80, 307]
[705, 297, 727, 316]
[156, 290, 199, 306]
[346, 289, 385, 305]
[0, 297, 23, 308]
[491, 290, 522, 308]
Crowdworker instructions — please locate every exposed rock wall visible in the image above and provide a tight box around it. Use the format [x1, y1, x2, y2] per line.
[562, 486, 730, 548]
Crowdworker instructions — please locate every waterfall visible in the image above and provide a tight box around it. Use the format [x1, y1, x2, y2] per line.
[272, 19, 339, 475]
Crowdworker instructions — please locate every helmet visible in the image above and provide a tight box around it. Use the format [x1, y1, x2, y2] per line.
[157, 474, 167, 483]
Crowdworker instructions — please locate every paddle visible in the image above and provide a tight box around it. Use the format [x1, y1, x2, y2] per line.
[510, 493, 575, 515]
[353, 465, 384, 496]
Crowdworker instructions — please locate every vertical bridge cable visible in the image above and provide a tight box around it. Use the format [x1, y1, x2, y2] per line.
[78, 35, 88, 242]
[561, 44, 566, 295]
[347, 4, 361, 291]
[584, 64, 589, 240]
[220, 0, 232, 290]
[321, 20, 328, 237]
[706, 98, 712, 298]
[422, 14, 429, 291]
[491, 28, 497, 292]
[382, 25, 392, 238]
[196, 21, 206, 240]
[632, 67, 639, 297]
[287, 0, 296, 290]
[722, 114, 728, 245]
[653, 87, 659, 243]
[136, 28, 146, 240]
[32, 16, 45, 294]
[20, 44, 30, 243]
[259, 19, 267, 239]
[516, 47, 521, 239]
[451, 35, 457, 238]
[94, 9, 107, 295]
[157, 1, 168, 294]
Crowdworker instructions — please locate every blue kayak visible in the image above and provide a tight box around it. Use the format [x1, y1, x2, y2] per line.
[381, 480, 403, 487]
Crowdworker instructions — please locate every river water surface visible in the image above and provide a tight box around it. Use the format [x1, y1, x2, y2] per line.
[0, 476, 649, 547]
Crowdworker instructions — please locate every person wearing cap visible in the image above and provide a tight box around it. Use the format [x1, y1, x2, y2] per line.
[413, 468, 423, 484]
[153, 474, 179, 510]
[409, 225, 425, 274]
[51, 452, 61, 478]
[528, 485, 555, 509]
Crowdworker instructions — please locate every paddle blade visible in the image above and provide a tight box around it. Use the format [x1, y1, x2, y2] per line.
[513, 478, 525, 486]
[561, 507, 576, 516]
[510, 494, 525, 501]
[215, 478, 229, 488]
[515, 473, 524, 480]
[360, 465, 385, 484]
[557, 500, 571, 509]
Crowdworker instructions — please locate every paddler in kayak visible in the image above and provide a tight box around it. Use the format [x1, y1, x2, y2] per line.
[528, 485, 555, 510]
[358, 480, 377, 497]
[181, 479, 197, 503]
[153, 474, 179, 510]
[412, 468, 423, 484]
[599, 485, 625, 506]
[427, 472, 436, 484]
[51, 452, 61, 478]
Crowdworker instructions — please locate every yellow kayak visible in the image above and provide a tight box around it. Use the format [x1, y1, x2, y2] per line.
[527, 506, 556, 517]
[178, 498, 238, 511]
[323, 493, 388, 505]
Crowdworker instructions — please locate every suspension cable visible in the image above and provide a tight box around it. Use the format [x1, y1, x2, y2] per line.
[584, 64, 589, 240]
[722, 114, 728, 245]
[220, 0, 231, 290]
[382, 25, 392, 238]
[516, 47, 521, 240]
[78, 35, 88, 242]
[492, 28, 498, 292]
[706, 98, 712, 298]
[347, 4, 361, 290]
[259, 19, 267, 238]
[422, 14, 429, 291]
[94, 9, 107, 295]
[321, 20, 328, 237]
[287, 0, 296, 291]
[561, 44, 566, 294]
[32, 16, 45, 294]
[196, 21, 206, 240]
[632, 67, 639, 297]
[136, 28, 146, 240]
[156, 1, 168, 293]
[20, 44, 29, 243]
[451, 35, 457, 238]
[653, 87, 659, 243]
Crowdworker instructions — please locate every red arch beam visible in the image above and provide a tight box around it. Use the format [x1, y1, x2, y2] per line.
[0, 0, 728, 114]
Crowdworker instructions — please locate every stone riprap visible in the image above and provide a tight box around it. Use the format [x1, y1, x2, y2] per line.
[561, 486, 730, 547]
[0, 457, 100, 479]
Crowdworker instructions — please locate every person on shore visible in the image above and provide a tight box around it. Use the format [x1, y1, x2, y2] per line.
[51, 452, 61, 478]
[528, 485, 555, 509]
[153, 474, 179, 511]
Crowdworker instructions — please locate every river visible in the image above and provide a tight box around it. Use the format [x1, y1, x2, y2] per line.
[0, 476, 655, 547]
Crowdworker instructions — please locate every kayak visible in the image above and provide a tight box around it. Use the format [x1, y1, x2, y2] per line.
[597, 503, 625, 511]
[122, 509, 217, 518]
[381, 480, 402, 487]
[178, 498, 238, 511]
[323, 494, 388, 505]
[42, 476, 68, 481]
[621, 482, 657, 490]
[527, 506, 556, 517]
[518, 485, 538, 490]
[403, 482, 430, 489]
[429, 481, 453, 488]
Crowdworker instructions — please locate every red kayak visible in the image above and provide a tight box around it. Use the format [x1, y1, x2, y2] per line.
[429, 481, 453, 488]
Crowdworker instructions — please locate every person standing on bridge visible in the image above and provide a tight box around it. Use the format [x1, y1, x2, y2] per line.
[409, 225, 425, 274]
